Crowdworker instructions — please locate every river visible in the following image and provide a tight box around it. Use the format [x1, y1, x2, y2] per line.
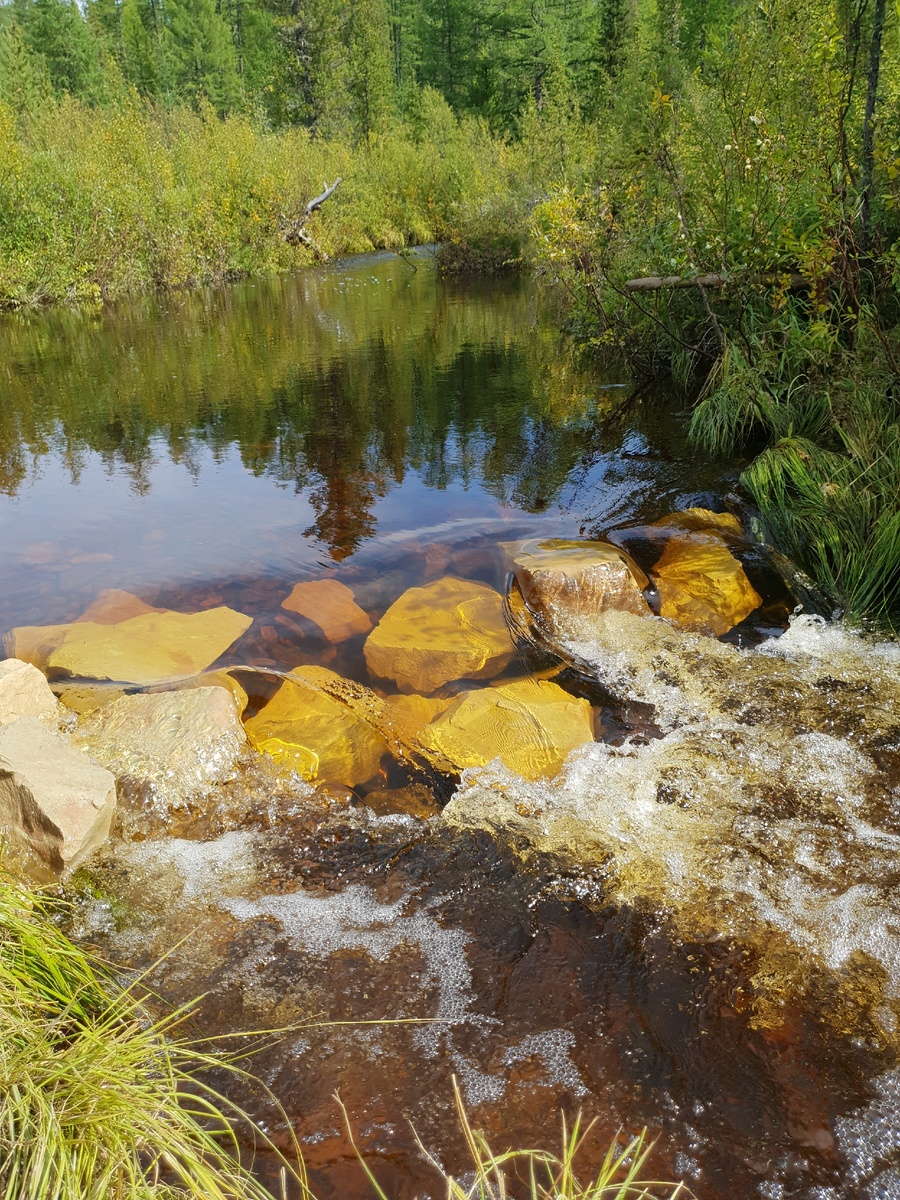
[1, 250, 898, 1199]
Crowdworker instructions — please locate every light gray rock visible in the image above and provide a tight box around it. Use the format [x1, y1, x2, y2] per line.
[75, 687, 248, 812]
[0, 716, 116, 872]
[0, 658, 59, 726]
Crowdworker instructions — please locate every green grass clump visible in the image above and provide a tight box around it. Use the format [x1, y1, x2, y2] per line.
[0, 870, 303, 1200]
[340, 1080, 691, 1200]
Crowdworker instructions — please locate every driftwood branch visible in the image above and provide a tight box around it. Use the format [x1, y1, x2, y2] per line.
[281, 177, 343, 260]
[624, 271, 811, 292]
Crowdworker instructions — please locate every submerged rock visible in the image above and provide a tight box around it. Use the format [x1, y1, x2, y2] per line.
[651, 506, 744, 538]
[0, 716, 116, 872]
[384, 692, 454, 736]
[509, 539, 650, 630]
[33, 607, 252, 685]
[0, 658, 59, 726]
[76, 687, 248, 809]
[419, 677, 594, 779]
[51, 681, 130, 716]
[365, 576, 514, 693]
[74, 588, 165, 625]
[650, 533, 762, 636]
[245, 667, 388, 787]
[282, 578, 372, 643]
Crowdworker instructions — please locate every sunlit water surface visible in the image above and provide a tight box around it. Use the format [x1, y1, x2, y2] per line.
[1, 252, 898, 1200]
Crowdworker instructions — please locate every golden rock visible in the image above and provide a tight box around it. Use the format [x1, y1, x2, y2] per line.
[384, 692, 454, 737]
[651, 533, 762, 636]
[43, 607, 252, 685]
[244, 667, 387, 787]
[281, 578, 372, 643]
[509, 539, 651, 630]
[75, 589, 165, 625]
[364, 576, 514, 693]
[652, 507, 743, 537]
[52, 682, 130, 716]
[419, 677, 594, 780]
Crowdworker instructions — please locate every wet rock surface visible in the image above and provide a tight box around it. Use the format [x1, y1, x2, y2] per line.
[245, 667, 388, 787]
[0, 716, 116, 871]
[419, 677, 595, 779]
[364, 576, 514, 693]
[509, 538, 651, 629]
[75, 686, 249, 811]
[650, 533, 762, 635]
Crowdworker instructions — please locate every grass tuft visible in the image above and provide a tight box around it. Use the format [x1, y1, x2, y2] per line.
[0, 868, 306, 1200]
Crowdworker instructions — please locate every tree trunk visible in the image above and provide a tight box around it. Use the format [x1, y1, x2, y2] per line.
[859, 0, 887, 249]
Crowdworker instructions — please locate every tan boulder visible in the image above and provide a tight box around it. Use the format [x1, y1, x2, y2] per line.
[364, 576, 514, 694]
[509, 539, 651, 631]
[282, 579, 372, 643]
[42, 607, 252, 686]
[419, 677, 594, 780]
[76, 687, 248, 805]
[0, 659, 59, 725]
[0, 716, 116, 872]
[651, 534, 762, 636]
[245, 668, 387, 787]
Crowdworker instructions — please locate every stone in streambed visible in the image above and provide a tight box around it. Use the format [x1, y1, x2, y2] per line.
[0, 659, 59, 725]
[651, 507, 743, 538]
[245, 668, 388, 787]
[281, 578, 372, 643]
[0, 717, 116, 872]
[75, 589, 165, 625]
[44, 607, 252, 685]
[364, 576, 514, 694]
[76, 688, 248, 807]
[650, 533, 762, 636]
[384, 692, 454, 736]
[508, 539, 651, 631]
[418, 677, 594, 780]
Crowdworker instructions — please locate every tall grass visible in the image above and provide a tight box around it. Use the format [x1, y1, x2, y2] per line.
[339, 1082, 691, 1200]
[0, 869, 306, 1200]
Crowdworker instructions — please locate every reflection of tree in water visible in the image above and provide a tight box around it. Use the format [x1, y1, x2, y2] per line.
[0, 260, 620, 560]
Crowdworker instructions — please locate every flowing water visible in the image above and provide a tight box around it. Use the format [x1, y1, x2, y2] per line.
[1, 251, 898, 1199]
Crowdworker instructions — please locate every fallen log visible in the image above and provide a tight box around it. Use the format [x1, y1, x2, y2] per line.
[281, 177, 343, 259]
[624, 271, 811, 292]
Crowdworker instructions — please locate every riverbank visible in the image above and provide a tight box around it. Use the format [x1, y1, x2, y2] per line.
[0, 95, 531, 309]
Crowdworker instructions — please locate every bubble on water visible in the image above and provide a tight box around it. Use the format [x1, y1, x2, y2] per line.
[123, 831, 259, 902]
[502, 1029, 587, 1096]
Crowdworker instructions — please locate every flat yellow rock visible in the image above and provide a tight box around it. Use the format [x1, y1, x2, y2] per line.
[364, 576, 514, 694]
[651, 534, 762, 636]
[4, 623, 74, 671]
[245, 667, 387, 786]
[652, 507, 743, 537]
[509, 539, 650, 629]
[419, 677, 594, 780]
[385, 692, 454, 736]
[282, 579, 372, 643]
[45, 607, 253, 685]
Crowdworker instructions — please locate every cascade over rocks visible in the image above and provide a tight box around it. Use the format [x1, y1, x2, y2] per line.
[419, 677, 594, 779]
[282, 578, 372, 642]
[0, 716, 116, 872]
[508, 538, 651, 631]
[0, 658, 59, 726]
[364, 576, 514, 693]
[75, 687, 248, 811]
[245, 666, 388, 787]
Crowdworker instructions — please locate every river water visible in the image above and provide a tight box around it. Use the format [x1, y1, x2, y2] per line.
[1, 251, 898, 1199]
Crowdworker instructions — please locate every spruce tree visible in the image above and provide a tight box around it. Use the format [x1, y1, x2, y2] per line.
[348, 0, 395, 134]
[0, 15, 49, 115]
[166, 0, 241, 110]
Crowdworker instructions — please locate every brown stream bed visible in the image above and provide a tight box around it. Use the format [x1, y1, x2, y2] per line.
[2, 251, 899, 1199]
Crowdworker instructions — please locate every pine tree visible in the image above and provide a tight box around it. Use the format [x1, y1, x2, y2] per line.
[13, 0, 109, 101]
